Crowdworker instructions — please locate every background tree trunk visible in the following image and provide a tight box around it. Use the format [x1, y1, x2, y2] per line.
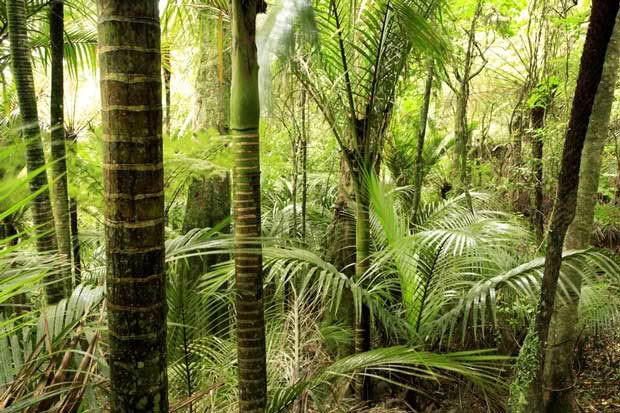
[412, 59, 433, 220]
[97, 0, 169, 411]
[543, 12, 620, 412]
[7, 0, 64, 304]
[49, 0, 73, 292]
[70, 197, 81, 284]
[231, 0, 267, 409]
[531, 105, 545, 244]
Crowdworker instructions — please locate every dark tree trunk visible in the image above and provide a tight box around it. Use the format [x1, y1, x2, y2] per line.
[531, 105, 545, 244]
[96, 0, 169, 411]
[412, 59, 433, 220]
[70, 198, 81, 284]
[49, 0, 73, 292]
[514, 2, 620, 412]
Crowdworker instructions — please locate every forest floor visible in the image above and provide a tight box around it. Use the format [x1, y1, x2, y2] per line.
[365, 329, 620, 412]
[574, 330, 620, 412]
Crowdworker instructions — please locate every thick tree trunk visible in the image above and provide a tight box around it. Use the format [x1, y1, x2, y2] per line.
[543, 12, 620, 413]
[513, 2, 619, 412]
[49, 0, 73, 292]
[231, 0, 267, 410]
[412, 60, 433, 220]
[531, 106, 545, 244]
[96, 1, 169, 411]
[7, 0, 64, 304]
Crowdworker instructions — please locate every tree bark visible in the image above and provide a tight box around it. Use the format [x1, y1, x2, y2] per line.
[96, 1, 169, 411]
[543, 12, 620, 413]
[516, 2, 620, 412]
[412, 59, 433, 220]
[49, 0, 73, 292]
[7, 0, 64, 305]
[70, 197, 81, 284]
[531, 105, 545, 244]
[453, 0, 483, 190]
[231, 0, 267, 409]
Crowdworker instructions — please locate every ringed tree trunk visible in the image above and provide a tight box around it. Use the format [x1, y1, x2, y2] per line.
[231, 0, 268, 410]
[97, 1, 169, 411]
[543, 12, 620, 412]
[7, 0, 64, 304]
[510, 2, 620, 411]
[49, 0, 73, 291]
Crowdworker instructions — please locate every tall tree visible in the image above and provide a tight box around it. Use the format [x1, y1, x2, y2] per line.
[7, 0, 64, 304]
[96, 1, 169, 411]
[412, 58, 434, 220]
[231, 0, 267, 410]
[49, 0, 73, 290]
[543, 12, 620, 412]
[511, 1, 620, 412]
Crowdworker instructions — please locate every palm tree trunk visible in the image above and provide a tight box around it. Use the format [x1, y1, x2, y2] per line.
[96, 1, 168, 411]
[412, 59, 433, 220]
[49, 0, 72, 292]
[543, 12, 620, 412]
[7, 0, 64, 305]
[231, 0, 267, 410]
[513, 2, 619, 411]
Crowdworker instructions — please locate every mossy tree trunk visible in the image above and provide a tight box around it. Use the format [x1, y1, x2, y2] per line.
[7, 0, 64, 305]
[231, 0, 267, 410]
[96, 0, 169, 411]
[513, 2, 620, 412]
[49, 0, 73, 292]
[543, 12, 620, 413]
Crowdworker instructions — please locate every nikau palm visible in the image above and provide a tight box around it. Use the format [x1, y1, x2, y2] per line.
[96, 0, 169, 411]
[49, 0, 73, 291]
[7, 0, 64, 304]
[231, 0, 268, 411]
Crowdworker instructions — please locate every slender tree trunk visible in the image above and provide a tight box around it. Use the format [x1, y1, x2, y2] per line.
[231, 0, 267, 410]
[513, 2, 619, 412]
[353, 162, 372, 401]
[217, 12, 231, 135]
[49, 0, 72, 292]
[70, 198, 81, 284]
[164, 67, 171, 133]
[453, 0, 483, 190]
[614, 134, 620, 207]
[531, 106, 545, 244]
[7, 0, 64, 305]
[543, 13, 620, 413]
[301, 89, 308, 241]
[96, 1, 169, 411]
[412, 59, 433, 220]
